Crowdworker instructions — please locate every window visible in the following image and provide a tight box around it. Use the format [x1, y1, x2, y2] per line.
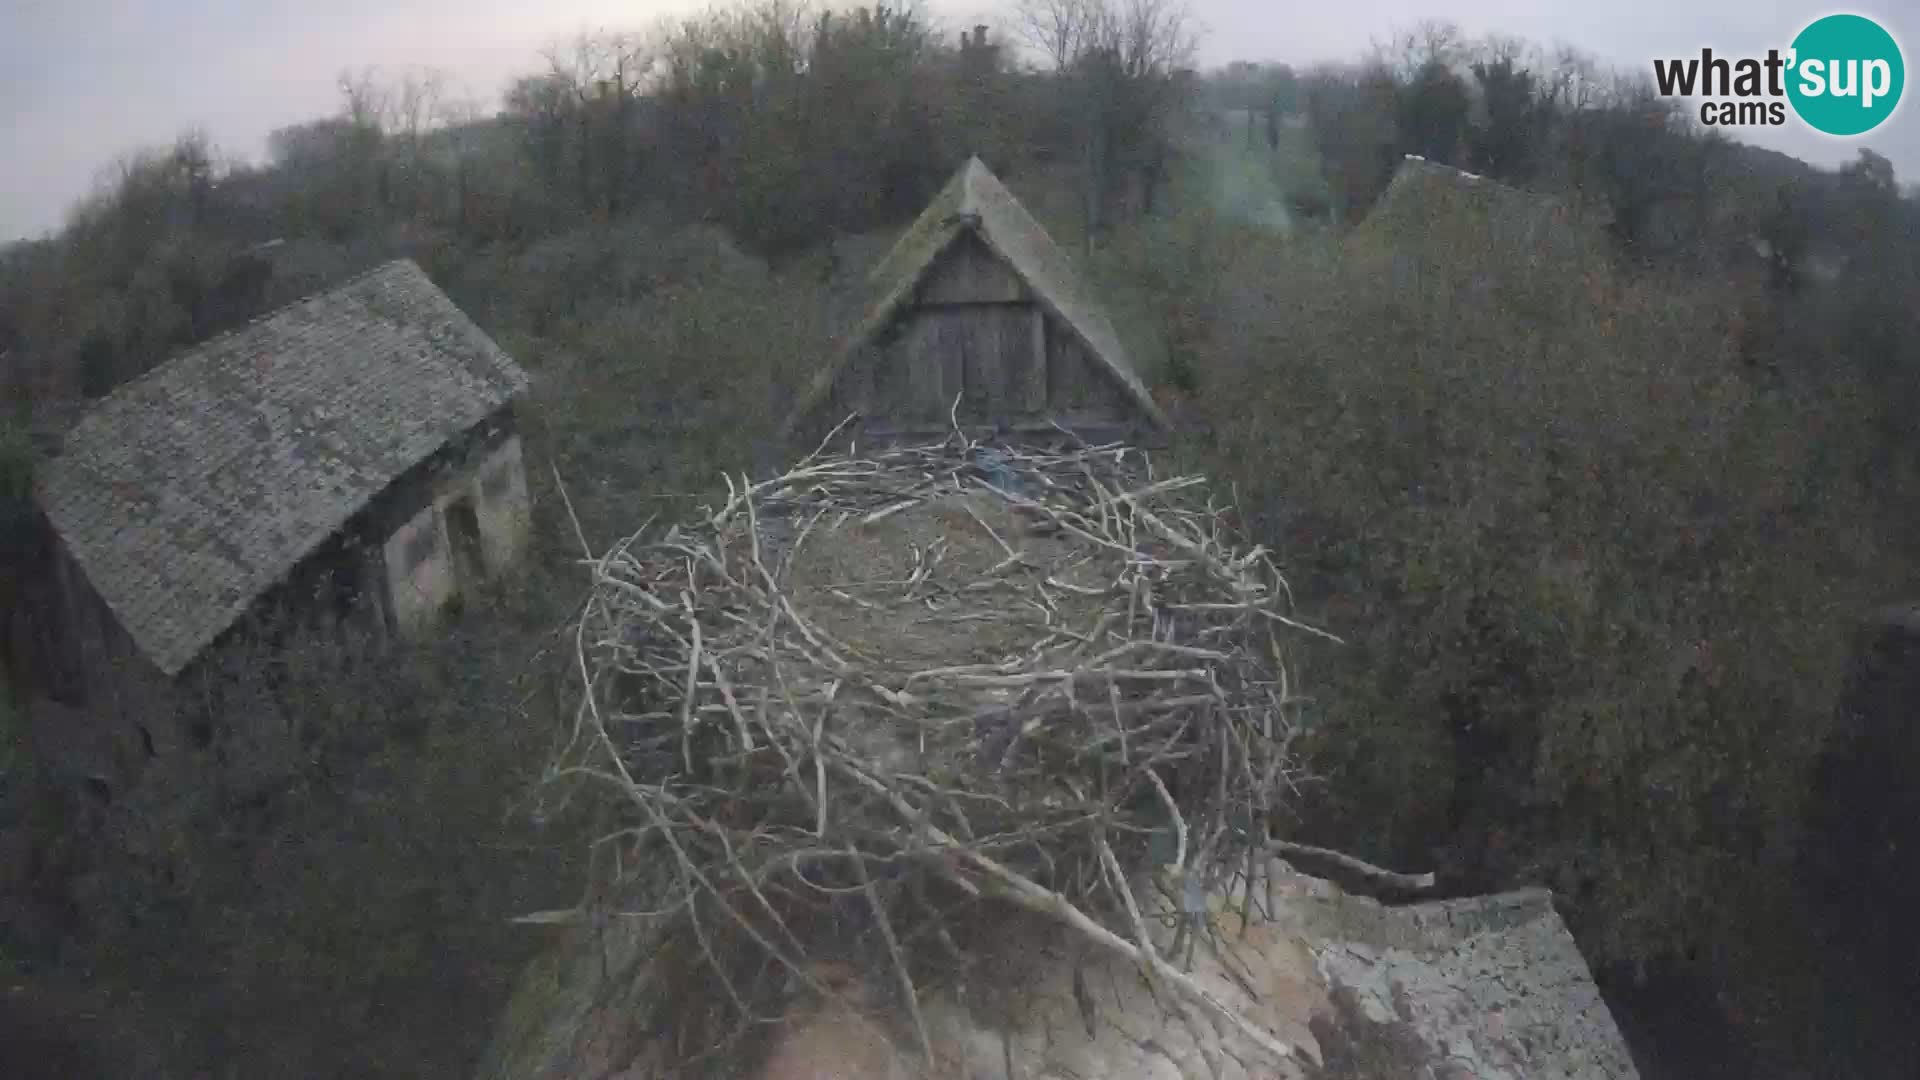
[445, 497, 486, 588]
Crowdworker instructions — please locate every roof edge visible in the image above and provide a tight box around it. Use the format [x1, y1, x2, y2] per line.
[785, 156, 1170, 438]
[963, 220, 1171, 432]
[47, 259, 428, 454]
[784, 222, 973, 439]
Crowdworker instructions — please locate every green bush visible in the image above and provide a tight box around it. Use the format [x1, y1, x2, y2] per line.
[1, 414, 32, 782]
[513, 224, 832, 546]
[67, 569, 594, 1078]
[1165, 193, 1913, 1057]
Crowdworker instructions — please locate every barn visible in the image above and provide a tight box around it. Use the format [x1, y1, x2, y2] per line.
[23, 259, 532, 728]
[787, 156, 1169, 445]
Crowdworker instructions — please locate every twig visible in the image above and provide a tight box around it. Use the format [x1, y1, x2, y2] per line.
[1269, 840, 1437, 895]
[838, 761, 1293, 1065]
[850, 847, 936, 1069]
[550, 463, 595, 561]
[543, 432, 1321, 1071]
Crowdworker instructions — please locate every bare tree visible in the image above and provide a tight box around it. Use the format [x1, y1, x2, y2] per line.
[535, 28, 658, 215]
[1012, 0, 1104, 70]
[1474, 33, 1530, 70]
[1374, 19, 1465, 82]
[1011, 0, 1199, 248]
[543, 28, 655, 104]
[1016, 0, 1198, 74]
[1108, 0, 1198, 78]
[390, 67, 448, 145]
[432, 95, 486, 229]
[337, 66, 391, 132]
[1543, 44, 1603, 112]
[430, 93, 482, 132]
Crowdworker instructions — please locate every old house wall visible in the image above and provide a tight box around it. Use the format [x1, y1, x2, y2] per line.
[1044, 323, 1131, 420]
[19, 535, 182, 803]
[385, 502, 458, 634]
[916, 233, 1028, 305]
[469, 434, 532, 572]
[29, 521, 379, 809]
[368, 407, 530, 635]
[5, 515, 81, 705]
[836, 235, 1137, 439]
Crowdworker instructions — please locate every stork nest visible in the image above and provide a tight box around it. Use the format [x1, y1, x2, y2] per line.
[543, 427, 1333, 1071]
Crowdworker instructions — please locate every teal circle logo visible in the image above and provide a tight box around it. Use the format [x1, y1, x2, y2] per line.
[1786, 14, 1904, 136]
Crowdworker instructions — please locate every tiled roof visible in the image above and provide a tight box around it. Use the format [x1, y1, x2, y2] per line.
[1307, 886, 1641, 1078]
[36, 259, 530, 675]
[791, 156, 1170, 433]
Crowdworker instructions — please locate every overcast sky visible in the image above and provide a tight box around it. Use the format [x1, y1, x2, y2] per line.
[3, 0, 1915, 241]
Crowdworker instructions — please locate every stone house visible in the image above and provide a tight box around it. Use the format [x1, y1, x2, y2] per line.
[17, 259, 531, 792]
[786, 156, 1169, 446]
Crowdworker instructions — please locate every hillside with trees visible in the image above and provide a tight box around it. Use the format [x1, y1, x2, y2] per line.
[3, 4, 1918, 1077]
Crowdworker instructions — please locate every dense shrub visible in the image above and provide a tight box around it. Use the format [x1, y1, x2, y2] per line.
[17, 542, 596, 1075]
[1157, 188, 1916, 1064]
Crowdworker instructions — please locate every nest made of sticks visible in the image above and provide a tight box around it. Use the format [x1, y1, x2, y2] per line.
[544, 425, 1336, 1071]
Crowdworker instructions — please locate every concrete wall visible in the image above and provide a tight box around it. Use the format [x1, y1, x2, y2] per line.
[383, 501, 458, 635]
[381, 430, 532, 635]
[467, 435, 532, 575]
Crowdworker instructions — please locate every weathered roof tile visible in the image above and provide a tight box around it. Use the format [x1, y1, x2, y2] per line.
[36, 259, 530, 676]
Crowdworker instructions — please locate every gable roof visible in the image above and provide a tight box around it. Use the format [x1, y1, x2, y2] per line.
[790, 156, 1169, 434]
[1363, 154, 1608, 266]
[36, 259, 530, 676]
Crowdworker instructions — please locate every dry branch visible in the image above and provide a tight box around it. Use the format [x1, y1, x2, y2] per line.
[1269, 840, 1438, 896]
[545, 430, 1330, 1070]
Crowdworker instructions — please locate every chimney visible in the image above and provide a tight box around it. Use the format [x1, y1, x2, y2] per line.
[974, 25, 989, 49]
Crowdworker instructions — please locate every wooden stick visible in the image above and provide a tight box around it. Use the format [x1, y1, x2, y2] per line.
[1269, 840, 1437, 895]
[835, 761, 1293, 1066]
[547, 431, 1328, 1071]
[850, 848, 937, 1069]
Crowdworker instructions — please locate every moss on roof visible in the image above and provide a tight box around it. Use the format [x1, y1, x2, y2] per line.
[790, 157, 1169, 434]
[36, 260, 530, 675]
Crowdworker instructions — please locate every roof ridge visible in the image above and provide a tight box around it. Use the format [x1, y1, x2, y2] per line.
[786, 156, 1169, 436]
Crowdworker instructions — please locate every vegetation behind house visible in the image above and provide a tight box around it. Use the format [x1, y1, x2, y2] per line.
[2, 4, 1918, 1077]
